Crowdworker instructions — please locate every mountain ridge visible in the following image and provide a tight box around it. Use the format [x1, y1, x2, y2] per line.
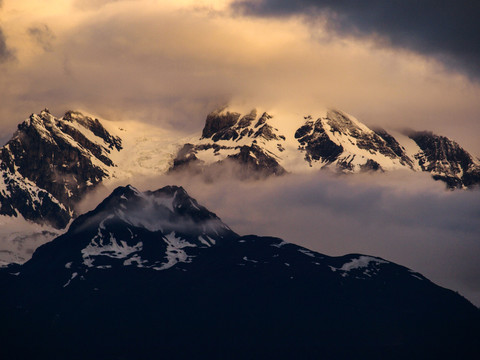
[170, 106, 480, 189]
[1, 106, 479, 235]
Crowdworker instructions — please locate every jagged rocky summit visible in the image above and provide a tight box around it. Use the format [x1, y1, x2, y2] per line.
[0, 109, 122, 228]
[408, 130, 480, 188]
[0, 184, 478, 359]
[171, 106, 480, 188]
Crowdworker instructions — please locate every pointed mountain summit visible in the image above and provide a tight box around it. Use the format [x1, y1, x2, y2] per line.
[0, 109, 122, 228]
[1, 185, 478, 359]
[172, 107, 287, 178]
[23, 184, 236, 278]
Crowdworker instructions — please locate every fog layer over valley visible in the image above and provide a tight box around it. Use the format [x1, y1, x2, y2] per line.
[74, 168, 480, 307]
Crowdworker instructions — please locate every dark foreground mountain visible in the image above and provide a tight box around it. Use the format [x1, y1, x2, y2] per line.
[0, 185, 478, 359]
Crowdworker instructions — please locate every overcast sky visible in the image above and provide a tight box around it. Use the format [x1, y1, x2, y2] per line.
[1, 1, 480, 304]
[0, 0, 479, 153]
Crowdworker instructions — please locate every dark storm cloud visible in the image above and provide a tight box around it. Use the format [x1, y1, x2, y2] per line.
[28, 24, 56, 52]
[232, 0, 480, 78]
[0, 28, 12, 62]
[0, 0, 14, 63]
[0, 3, 14, 64]
[1, 1, 480, 155]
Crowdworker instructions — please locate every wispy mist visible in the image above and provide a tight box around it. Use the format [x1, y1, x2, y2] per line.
[80, 167, 480, 306]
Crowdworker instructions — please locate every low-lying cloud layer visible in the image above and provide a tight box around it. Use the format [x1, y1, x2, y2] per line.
[158, 171, 480, 306]
[74, 164, 480, 306]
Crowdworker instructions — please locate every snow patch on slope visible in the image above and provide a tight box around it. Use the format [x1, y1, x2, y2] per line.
[339, 256, 388, 271]
[81, 225, 143, 267]
[152, 233, 196, 271]
[99, 119, 184, 183]
[329, 256, 388, 278]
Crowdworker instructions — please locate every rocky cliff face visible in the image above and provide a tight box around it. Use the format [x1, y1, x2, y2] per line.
[0, 109, 122, 228]
[171, 107, 287, 178]
[408, 131, 480, 189]
[295, 110, 415, 171]
[294, 115, 345, 164]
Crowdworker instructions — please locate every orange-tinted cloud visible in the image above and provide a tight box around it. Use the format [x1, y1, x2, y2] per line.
[0, 0, 479, 155]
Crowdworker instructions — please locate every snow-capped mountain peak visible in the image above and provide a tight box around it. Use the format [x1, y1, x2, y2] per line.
[293, 109, 415, 171]
[0, 109, 123, 229]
